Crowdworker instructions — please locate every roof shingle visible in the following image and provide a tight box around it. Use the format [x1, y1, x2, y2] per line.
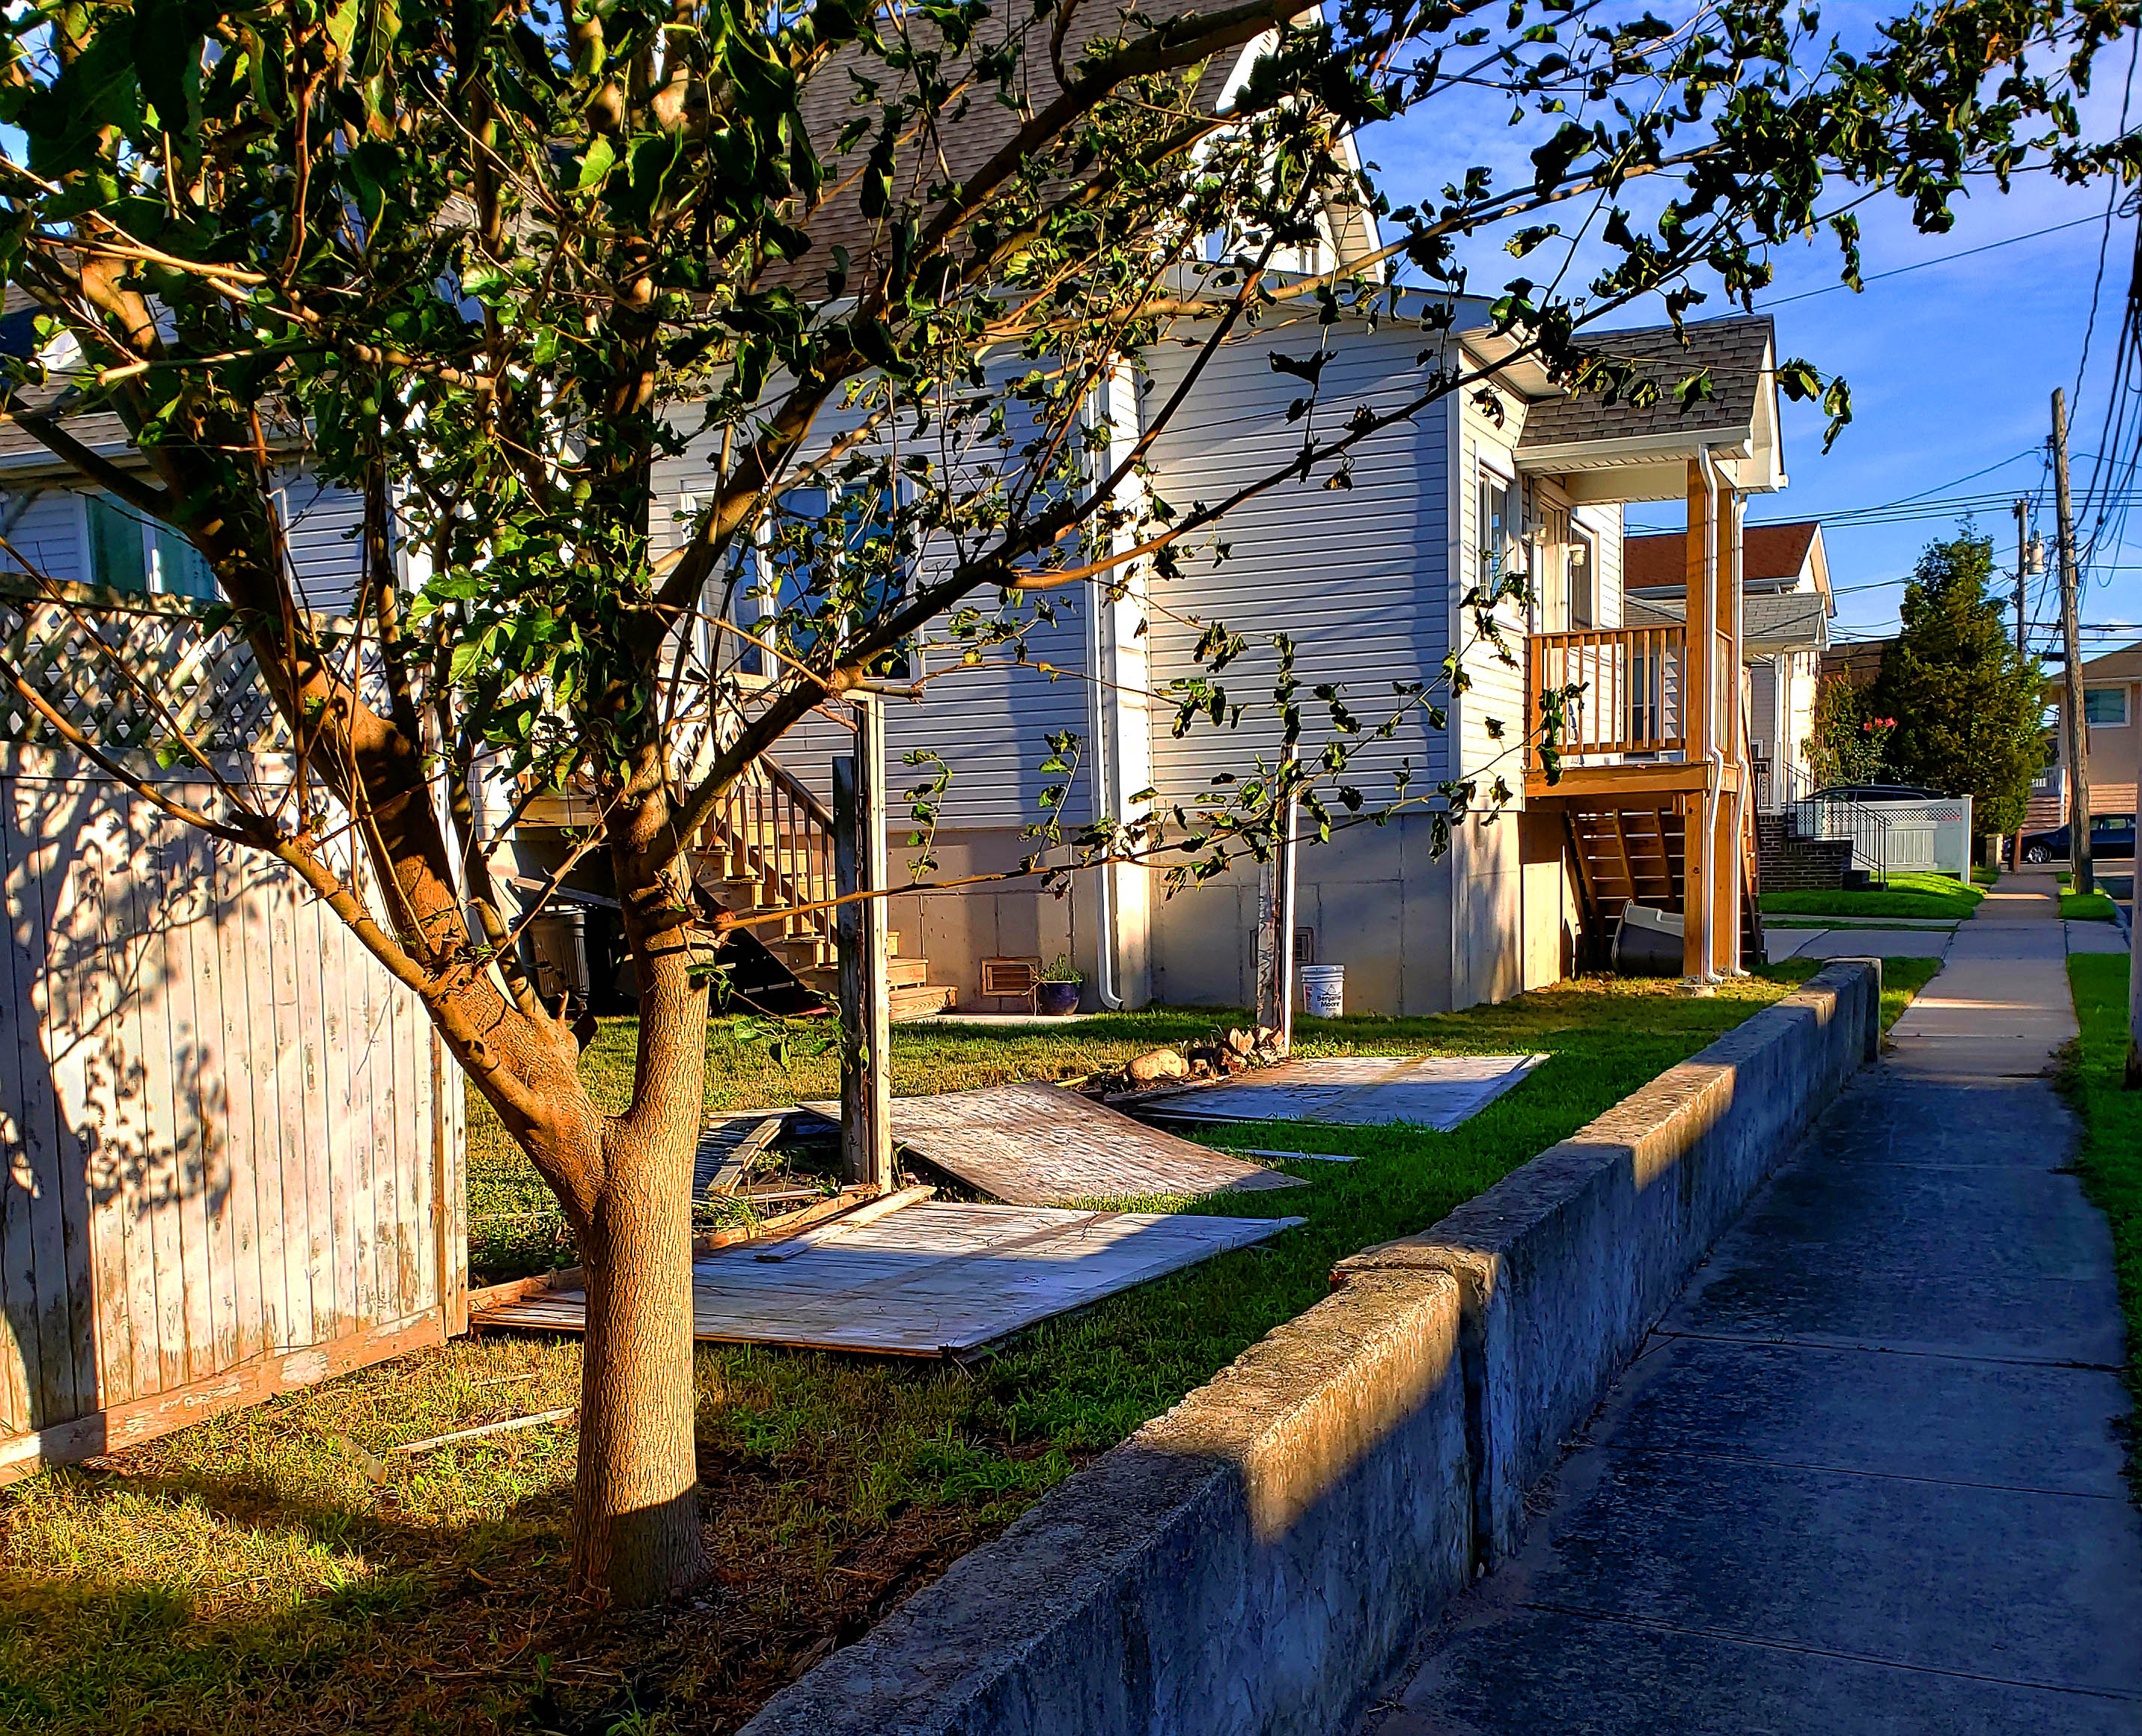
[1516, 316, 1774, 452]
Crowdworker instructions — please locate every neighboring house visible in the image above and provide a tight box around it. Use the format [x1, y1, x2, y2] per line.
[593, 306, 1789, 1017]
[0, 291, 370, 614]
[2036, 641, 2142, 832]
[1619, 520, 1833, 808]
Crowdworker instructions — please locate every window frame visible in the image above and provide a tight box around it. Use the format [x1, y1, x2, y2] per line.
[743, 478, 916, 680]
[2083, 684, 2130, 727]
[76, 489, 216, 600]
[1475, 463, 1516, 598]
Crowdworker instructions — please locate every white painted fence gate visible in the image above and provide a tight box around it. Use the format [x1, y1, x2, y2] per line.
[0, 581, 466, 1479]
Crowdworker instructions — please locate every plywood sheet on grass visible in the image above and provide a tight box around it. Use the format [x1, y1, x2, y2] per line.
[1140, 1054, 1548, 1129]
[474, 1202, 1303, 1354]
[799, 1081, 1309, 1205]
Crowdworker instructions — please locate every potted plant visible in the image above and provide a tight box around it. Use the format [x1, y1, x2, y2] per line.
[1036, 955, 1084, 1015]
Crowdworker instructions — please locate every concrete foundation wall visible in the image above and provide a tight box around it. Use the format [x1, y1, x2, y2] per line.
[739, 960, 1882, 1736]
[1148, 814, 1456, 1015]
[740, 1268, 1472, 1736]
[1337, 957, 1881, 1562]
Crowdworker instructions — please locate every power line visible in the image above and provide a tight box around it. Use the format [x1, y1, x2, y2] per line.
[1751, 212, 2115, 311]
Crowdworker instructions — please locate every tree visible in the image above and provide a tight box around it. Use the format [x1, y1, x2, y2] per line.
[1868, 531, 2046, 833]
[0, 0, 2132, 1605]
[1804, 679, 1892, 789]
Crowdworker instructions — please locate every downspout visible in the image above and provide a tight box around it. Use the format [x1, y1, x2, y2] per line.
[1084, 369, 1131, 1009]
[1691, 444, 1724, 985]
[1085, 572, 1124, 1008]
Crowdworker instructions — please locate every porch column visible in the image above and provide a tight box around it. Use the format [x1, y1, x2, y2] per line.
[1682, 459, 1715, 978]
[1712, 479, 1742, 974]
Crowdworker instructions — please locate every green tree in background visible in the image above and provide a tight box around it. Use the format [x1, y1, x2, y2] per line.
[1867, 531, 2045, 833]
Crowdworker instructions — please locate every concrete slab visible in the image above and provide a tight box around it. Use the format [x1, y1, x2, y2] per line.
[1599, 1334, 2132, 1496]
[1468, 1447, 2142, 1693]
[1358, 874, 2142, 1736]
[1766, 925, 1955, 959]
[1376, 1606, 2142, 1736]
[1139, 1053, 1547, 1129]
[2069, 919, 2129, 953]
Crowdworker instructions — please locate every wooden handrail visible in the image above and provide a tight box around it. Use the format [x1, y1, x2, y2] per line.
[1526, 626, 1687, 767]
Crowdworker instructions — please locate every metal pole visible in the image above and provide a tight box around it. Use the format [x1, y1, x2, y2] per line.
[2012, 498, 2029, 875]
[2129, 714, 2142, 1085]
[833, 695, 894, 1191]
[2053, 389, 2094, 896]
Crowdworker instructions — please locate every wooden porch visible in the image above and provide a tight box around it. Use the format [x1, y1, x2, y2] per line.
[1520, 459, 1761, 979]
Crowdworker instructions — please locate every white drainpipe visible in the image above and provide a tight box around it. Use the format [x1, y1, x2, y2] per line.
[1086, 575, 1124, 1009]
[1728, 487, 1748, 974]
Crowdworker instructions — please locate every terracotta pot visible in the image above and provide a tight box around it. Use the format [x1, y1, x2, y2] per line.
[1036, 981, 1081, 1016]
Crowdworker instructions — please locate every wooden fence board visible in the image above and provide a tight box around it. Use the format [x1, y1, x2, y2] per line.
[0, 766, 465, 1467]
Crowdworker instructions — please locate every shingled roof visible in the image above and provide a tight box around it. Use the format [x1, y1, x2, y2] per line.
[1623, 520, 1822, 593]
[1623, 588, 1828, 655]
[774, 4, 1355, 291]
[1516, 316, 1775, 454]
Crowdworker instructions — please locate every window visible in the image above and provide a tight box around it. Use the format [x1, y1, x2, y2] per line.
[2083, 685, 2129, 727]
[748, 483, 909, 677]
[1476, 471, 1513, 594]
[2091, 813, 2135, 834]
[84, 492, 215, 599]
[1569, 527, 1596, 629]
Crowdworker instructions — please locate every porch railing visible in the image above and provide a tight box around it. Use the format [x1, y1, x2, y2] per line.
[1792, 794, 1891, 884]
[1527, 626, 1685, 767]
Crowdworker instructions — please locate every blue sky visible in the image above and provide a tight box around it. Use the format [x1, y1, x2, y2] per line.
[1361, 30, 2142, 664]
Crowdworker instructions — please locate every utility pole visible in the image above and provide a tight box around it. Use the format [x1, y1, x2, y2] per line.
[2011, 498, 2030, 875]
[2053, 388, 2094, 897]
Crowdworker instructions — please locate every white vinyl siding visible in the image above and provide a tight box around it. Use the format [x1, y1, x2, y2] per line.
[0, 488, 89, 587]
[1453, 392, 1530, 797]
[1138, 323, 1453, 808]
[650, 367, 1094, 831]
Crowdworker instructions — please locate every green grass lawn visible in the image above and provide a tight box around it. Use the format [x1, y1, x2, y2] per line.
[1972, 863, 2000, 887]
[1, 962, 1940, 1736]
[2062, 891, 2120, 922]
[2061, 956, 2142, 1493]
[1759, 871, 1983, 922]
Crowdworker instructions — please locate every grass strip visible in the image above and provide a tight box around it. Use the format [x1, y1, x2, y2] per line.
[1, 962, 1939, 1736]
[2062, 891, 2120, 922]
[1760, 871, 1984, 922]
[2060, 956, 2142, 1484]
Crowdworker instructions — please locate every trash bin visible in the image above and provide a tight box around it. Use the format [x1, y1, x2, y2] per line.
[1299, 962, 1346, 1016]
[1611, 905, 1684, 977]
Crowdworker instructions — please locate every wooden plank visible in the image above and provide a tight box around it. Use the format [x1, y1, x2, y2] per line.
[244, 853, 299, 1355]
[1140, 1054, 1547, 1130]
[694, 1113, 784, 1198]
[0, 1306, 446, 1485]
[270, 872, 325, 1348]
[751, 1185, 933, 1262]
[208, 831, 267, 1363]
[184, 819, 245, 1373]
[433, 1027, 466, 1336]
[0, 772, 50, 1428]
[293, 887, 342, 1340]
[118, 790, 189, 1393]
[160, 817, 237, 1379]
[476, 1203, 1305, 1357]
[796, 1082, 1309, 1207]
[834, 705, 894, 1192]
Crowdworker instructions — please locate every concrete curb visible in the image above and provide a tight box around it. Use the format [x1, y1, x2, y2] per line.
[1334, 958, 1880, 1565]
[738, 959, 1884, 1736]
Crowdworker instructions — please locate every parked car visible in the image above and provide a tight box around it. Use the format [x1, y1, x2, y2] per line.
[2020, 813, 2137, 863]
[1804, 782, 1944, 804]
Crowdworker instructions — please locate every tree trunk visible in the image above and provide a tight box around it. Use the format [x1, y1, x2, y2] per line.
[570, 1105, 713, 1604]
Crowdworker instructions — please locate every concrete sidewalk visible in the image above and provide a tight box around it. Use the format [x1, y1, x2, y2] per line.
[1358, 878, 2142, 1735]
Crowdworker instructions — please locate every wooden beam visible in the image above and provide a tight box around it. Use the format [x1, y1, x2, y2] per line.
[834, 696, 895, 1193]
[1608, 809, 1640, 904]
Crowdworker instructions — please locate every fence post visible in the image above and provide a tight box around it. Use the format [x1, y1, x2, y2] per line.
[833, 697, 894, 1192]
[1254, 745, 1298, 1049]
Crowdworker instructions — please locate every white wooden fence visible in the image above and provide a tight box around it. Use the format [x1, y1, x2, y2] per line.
[0, 578, 466, 1477]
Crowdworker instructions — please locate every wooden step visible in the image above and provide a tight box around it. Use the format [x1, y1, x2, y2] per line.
[888, 983, 956, 1020]
[799, 956, 931, 991]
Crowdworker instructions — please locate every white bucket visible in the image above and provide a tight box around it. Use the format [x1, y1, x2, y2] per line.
[1299, 963, 1345, 1018]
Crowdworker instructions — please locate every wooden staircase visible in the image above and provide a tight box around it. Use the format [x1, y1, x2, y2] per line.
[692, 748, 957, 1021]
[1562, 801, 1765, 971]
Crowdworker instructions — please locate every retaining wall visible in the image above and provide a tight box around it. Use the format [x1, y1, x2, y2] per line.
[739, 959, 1884, 1736]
